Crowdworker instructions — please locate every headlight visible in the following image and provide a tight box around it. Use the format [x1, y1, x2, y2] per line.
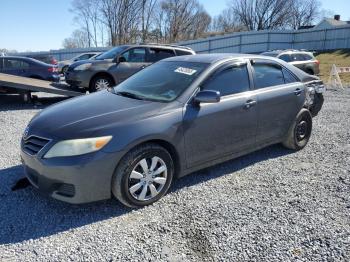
[44, 136, 112, 158]
[73, 63, 92, 71]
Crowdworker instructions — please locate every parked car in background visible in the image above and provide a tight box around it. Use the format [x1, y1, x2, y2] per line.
[26, 54, 58, 65]
[21, 54, 324, 207]
[0, 56, 60, 82]
[261, 50, 320, 75]
[58, 52, 101, 74]
[65, 44, 195, 92]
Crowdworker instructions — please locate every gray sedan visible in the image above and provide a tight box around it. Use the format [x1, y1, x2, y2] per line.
[20, 54, 324, 207]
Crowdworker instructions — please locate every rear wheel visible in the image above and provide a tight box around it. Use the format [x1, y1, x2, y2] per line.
[282, 109, 312, 150]
[90, 75, 114, 92]
[112, 143, 174, 208]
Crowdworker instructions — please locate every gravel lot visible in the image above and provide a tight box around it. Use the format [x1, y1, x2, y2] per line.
[0, 90, 349, 261]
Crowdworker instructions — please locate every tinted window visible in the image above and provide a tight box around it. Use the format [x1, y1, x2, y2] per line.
[147, 48, 175, 62]
[175, 49, 193, 56]
[261, 52, 279, 58]
[282, 68, 298, 83]
[4, 59, 30, 69]
[291, 53, 311, 62]
[121, 48, 146, 62]
[203, 65, 250, 96]
[279, 54, 291, 62]
[253, 63, 284, 89]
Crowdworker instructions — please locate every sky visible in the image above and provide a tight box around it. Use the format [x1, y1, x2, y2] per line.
[0, 0, 349, 52]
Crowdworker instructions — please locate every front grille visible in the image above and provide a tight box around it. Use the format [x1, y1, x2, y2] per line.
[23, 136, 50, 155]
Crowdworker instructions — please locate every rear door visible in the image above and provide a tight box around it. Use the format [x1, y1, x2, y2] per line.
[110, 47, 149, 84]
[251, 59, 305, 145]
[183, 61, 258, 167]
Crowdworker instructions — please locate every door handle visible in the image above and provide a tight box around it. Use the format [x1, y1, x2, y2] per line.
[244, 100, 257, 109]
[294, 88, 302, 96]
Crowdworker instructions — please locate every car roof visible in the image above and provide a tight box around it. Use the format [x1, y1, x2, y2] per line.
[163, 53, 318, 82]
[262, 50, 313, 55]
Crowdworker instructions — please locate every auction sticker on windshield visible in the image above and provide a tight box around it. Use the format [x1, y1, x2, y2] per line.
[174, 67, 197, 75]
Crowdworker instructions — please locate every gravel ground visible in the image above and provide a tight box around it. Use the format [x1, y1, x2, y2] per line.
[0, 90, 349, 261]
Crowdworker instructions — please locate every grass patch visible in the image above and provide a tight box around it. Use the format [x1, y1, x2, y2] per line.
[315, 49, 350, 86]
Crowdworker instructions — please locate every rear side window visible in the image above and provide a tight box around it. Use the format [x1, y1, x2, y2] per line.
[202, 65, 250, 96]
[282, 68, 299, 83]
[175, 49, 193, 56]
[253, 63, 284, 89]
[279, 54, 291, 62]
[147, 48, 175, 62]
[291, 53, 312, 61]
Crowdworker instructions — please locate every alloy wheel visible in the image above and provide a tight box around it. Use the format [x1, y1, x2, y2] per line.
[95, 78, 111, 91]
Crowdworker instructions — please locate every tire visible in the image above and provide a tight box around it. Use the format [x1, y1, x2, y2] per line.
[62, 66, 69, 74]
[89, 75, 114, 92]
[282, 109, 313, 150]
[112, 143, 174, 208]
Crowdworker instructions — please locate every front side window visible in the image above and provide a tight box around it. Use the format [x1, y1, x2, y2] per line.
[121, 48, 146, 62]
[4, 59, 30, 69]
[253, 63, 284, 89]
[114, 61, 208, 102]
[202, 65, 250, 96]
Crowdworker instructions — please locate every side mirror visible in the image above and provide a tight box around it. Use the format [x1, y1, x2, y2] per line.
[114, 56, 126, 63]
[194, 90, 221, 104]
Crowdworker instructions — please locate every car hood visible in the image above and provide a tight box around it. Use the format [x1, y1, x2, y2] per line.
[70, 59, 112, 69]
[29, 91, 169, 140]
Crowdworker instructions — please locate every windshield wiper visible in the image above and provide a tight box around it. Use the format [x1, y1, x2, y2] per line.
[115, 91, 146, 100]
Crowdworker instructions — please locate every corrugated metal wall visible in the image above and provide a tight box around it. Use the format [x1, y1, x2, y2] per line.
[10, 25, 350, 60]
[179, 25, 350, 54]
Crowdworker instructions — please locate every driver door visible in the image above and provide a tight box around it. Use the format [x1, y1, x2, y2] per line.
[110, 47, 151, 84]
[183, 62, 258, 168]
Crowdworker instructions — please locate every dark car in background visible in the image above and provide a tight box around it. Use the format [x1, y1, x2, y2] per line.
[21, 54, 324, 207]
[0, 56, 60, 82]
[65, 44, 195, 92]
[26, 54, 58, 65]
[261, 50, 320, 75]
[58, 52, 101, 74]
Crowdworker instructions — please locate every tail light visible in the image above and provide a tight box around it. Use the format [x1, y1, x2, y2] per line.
[51, 58, 58, 65]
[48, 67, 58, 73]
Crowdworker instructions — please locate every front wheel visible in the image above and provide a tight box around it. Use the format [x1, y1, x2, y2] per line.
[90, 75, 114, 92]
[282, 109, 312, 150]
[112, 143, 174, 208]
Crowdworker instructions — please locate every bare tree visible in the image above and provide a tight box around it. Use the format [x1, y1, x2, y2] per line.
[159, 0, 211, 42]
[289, 0, 320, 29]
[62, 29, 90, 49]
[211, 8, 248, 33]
[229, 0, 293, 31]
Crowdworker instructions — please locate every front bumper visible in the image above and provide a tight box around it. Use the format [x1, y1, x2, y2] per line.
[20, 147, 123, 204]
[65, 70, 91, 88]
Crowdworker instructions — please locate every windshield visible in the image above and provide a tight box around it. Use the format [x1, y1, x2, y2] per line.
[95, 46, 128, 60]
[114, 61, 208, 102]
